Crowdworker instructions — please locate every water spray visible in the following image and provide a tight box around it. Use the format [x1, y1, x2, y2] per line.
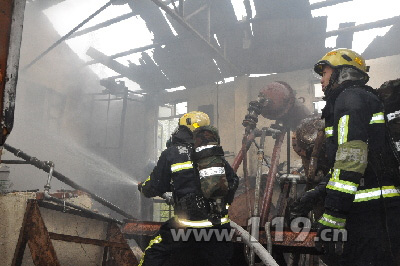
[4, 143, 135, 220]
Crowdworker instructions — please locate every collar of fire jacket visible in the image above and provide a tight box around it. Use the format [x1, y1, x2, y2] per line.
[172, 126, 194, 145]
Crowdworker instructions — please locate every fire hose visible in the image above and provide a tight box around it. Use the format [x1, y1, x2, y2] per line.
[230, 220, 279, 266]
[3, 143, 135, 219]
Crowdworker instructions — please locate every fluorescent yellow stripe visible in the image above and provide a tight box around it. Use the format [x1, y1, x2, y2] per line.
[142, 176, 151, 187]
[138, 235, 162, 266]
[338, 115, 349, 145]
[171, 161, 193, 173]
[327, 180, 358, 194]
[354, 186, 400, 202]
[370, 112, 385, 124]
[319, 213, 346, 229]
[325, 126, 333, 138]
[331, 168, 341, 180]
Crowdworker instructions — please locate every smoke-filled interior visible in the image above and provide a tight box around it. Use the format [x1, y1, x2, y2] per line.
[4, 0, 400, 223]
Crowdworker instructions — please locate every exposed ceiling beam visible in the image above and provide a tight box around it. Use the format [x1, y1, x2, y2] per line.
[326, 15, 400, 37]
[67, 12, 136, 40]
[86, 43, 161, 65]
[148, 0, 241, 75]
[86, 47, 133, 78]
[310, 0, 352, 10]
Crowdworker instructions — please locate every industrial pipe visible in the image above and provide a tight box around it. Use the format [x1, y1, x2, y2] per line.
[232, 129, 256, 172]
[260, 131, 286, 225]
[43, 191, 123, 224]
[230, 221, 279, 266]
[4, 143, 135, 220]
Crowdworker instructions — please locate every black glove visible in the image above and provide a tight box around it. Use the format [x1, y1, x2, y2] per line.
[137, 182, 143, 192]
[315, 210, 346, 256]
[289, 174, 331, 221]
[162, 192, 174, 205]
[289, 188, 322, 220]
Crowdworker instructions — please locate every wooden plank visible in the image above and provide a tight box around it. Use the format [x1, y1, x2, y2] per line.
[102, 222, 112, 266]
[48, 232, 130, 249]
[11, 201, 32, 266]
[108, 223, 138, 266]
[26, 201, 60, 266]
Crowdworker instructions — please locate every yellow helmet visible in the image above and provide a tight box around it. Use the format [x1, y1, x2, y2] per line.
[314, 48, 369, 76]
[179, 111, 210, 132]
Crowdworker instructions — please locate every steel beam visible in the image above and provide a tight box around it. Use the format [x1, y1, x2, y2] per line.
[326, 15, 400, 37]
[86, 43, 160, 65]
[310, 0, 352, 9]
[67, 12, 136, 40]
[148, 0, 241, 75]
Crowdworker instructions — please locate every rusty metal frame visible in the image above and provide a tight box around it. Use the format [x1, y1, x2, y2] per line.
[0, 0, 26, 147]
[12, 200, 138, 266]
[122, 220, 319, 253]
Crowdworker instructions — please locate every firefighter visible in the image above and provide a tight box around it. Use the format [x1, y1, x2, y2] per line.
[296, 48, 400, 265]
[137, 111, 239, 266]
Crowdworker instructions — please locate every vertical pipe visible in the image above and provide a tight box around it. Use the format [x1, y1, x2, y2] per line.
[119, 86, 128, 149]
[232, 130, 256, 172]
[207, 1, 211, 42]
[254, 129, 267, 216]
[179, 0, 184, 16]
[249, 128, 267, 266]
[287, 128, 290, 175]
[241, 135, 252, 219]
[260, 131, 286, 225]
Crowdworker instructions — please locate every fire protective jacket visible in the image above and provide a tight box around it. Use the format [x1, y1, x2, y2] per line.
[320, 82, 400, 228]
[140, 126, 239, 227]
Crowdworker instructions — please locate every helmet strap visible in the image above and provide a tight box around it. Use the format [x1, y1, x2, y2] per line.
[324, 68, 340, 96]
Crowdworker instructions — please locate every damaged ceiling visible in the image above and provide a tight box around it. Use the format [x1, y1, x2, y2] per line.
[27, 0, 400, 93]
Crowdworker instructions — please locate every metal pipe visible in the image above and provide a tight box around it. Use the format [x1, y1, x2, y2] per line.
[230, 221, 279, 266]
[3, 143, 135, 219]
[265, 221, 272, 253]
[43, 191, 122, 224]
[241, 134, 252, 219]
[44, 161, 54, 193]
[249, 128, 267, 265]
[260, 131, 286, 225]
[1, 159, 29, 164]
[287, 128, 290, 175]
[232, 129, 256, 172]
[254, 128, 267, 217]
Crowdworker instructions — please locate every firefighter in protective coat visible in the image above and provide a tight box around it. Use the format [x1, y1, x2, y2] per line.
[292, 49, 400, 265]
[137, 111, 239, 266]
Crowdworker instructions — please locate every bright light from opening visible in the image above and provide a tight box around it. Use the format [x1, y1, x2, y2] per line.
[214, 34, 221, 47]
[311, 0, 399, 53]
[231, 0, 246, 21]
[314, 100, 326, 113]
[325, 35, 337, 48]
[160, 8, 178, 36]
[249, 0, 256, 18]
[309, 0, 326, 4]
[249, 73, 277, 77]
[166, 86, 186, 92]
[314, 83, 324, 98]
[353, 26, 392, 54]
